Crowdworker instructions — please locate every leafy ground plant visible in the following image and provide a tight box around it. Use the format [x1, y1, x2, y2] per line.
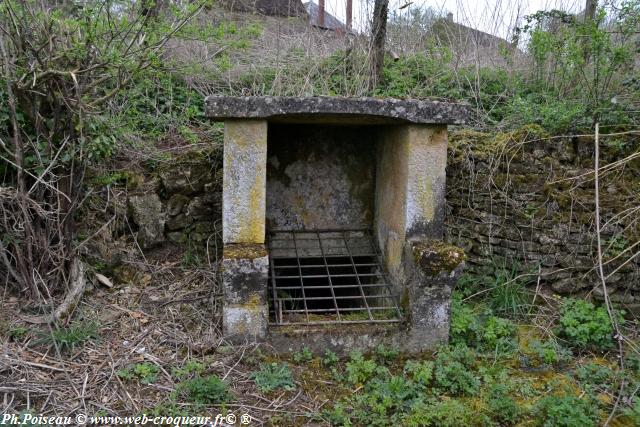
[557, 298, 621, 350]
[178, 375, 230, 404]
[252, 362, 295, 392]
[529, 339, 573, 366]
[293, 347, 313, 363]
[434, 344, 481, 396]
[117, 362, 159, 385]
[345, 351, 381, 385]
[534, 395, 598, 427]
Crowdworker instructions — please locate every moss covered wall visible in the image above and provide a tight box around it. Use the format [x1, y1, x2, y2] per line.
[145, 124, 639, 308]
[444, 125, 640, 305]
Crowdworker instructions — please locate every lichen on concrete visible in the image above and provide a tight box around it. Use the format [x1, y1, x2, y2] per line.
[223, 243, 268, 259]
[222, 119, 268, 244]
[411, 240, 466, 276]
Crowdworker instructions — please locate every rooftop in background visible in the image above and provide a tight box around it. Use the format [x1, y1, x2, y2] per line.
[205, 96, 469, 125]
[219, 0, 307, 17]
[304, 1, 348, 32]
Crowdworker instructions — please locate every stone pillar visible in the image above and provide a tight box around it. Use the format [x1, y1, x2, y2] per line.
[375, 125, 448, 280]
[404, 125, 447, 240]
[402, 240, 465, 351]
[222, 120, 269, 342]
[375, 124, 461, 351]
[222, 120, 268, 244]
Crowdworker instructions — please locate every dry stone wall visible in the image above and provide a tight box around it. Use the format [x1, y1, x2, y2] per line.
[444, 125, 640, 307]
[126, 125, 639, 309]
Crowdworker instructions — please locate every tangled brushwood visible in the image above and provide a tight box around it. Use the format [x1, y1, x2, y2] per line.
[0, 1, 200, 323]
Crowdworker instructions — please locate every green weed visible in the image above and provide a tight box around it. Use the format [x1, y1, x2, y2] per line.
[172, 360, 205, 380]
[178, 375, 229, 404]
[434, 345, 481, 396]
[345, 351, 381, 385]
[529, 339, 573, 365]
[557, 298, 621, 350]
[36, 321, 98, 351]
[321, 350, 339, 367]
[252, 362, 295, 392]
[117, 362, 159, 385]
[293, 347, 313, 364]
[534, 395, 598, 427]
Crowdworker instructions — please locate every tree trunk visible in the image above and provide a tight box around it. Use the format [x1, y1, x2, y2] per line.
[369, 0, 389, 91]
[584, 0, 597, 23]
[582, 0, 598, 62]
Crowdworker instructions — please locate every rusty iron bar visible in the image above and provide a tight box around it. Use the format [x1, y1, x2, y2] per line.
[267, 229, 401, 325]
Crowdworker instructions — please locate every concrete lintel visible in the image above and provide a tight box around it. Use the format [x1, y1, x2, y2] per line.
[206, 96, 469, 125]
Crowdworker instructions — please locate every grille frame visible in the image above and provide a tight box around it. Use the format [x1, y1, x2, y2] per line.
[267, 229, 402, 325]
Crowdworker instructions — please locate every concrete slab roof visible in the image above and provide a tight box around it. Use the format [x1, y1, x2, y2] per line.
[205, 96, 469, 125]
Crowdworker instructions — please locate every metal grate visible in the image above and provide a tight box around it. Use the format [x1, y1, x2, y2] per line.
[267, 229, 402, 325]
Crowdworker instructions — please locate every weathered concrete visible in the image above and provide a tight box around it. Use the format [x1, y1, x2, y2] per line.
[266, 125, 376, 230]
[206, 96, 470, 125]
[222, 120, 268, 244]
[405, 125, 448, 239]
[374, 125, 447, 284]
[402, 240, 466, 351]
[221, 244, 269, 342]
[268, 323, 403, 356]
[267, 236, 467, 354]
[374, 126, 409, 281]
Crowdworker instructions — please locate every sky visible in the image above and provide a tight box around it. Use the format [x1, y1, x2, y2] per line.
[314, 0, 585, 38]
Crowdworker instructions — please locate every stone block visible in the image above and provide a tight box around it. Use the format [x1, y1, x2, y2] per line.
[223, 303, 268, 342]
[222, 244, 268, 342]
[128, 194, 165, 249]
[402, 240, 465, 351]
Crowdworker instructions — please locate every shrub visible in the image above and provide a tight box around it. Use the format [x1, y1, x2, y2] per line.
[252, 362, 295, 392]
[502, 94, 588, 134]
[557, 298, 620, 350]
[534, 395, 598, 427]
[179, 375, 229, 404]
